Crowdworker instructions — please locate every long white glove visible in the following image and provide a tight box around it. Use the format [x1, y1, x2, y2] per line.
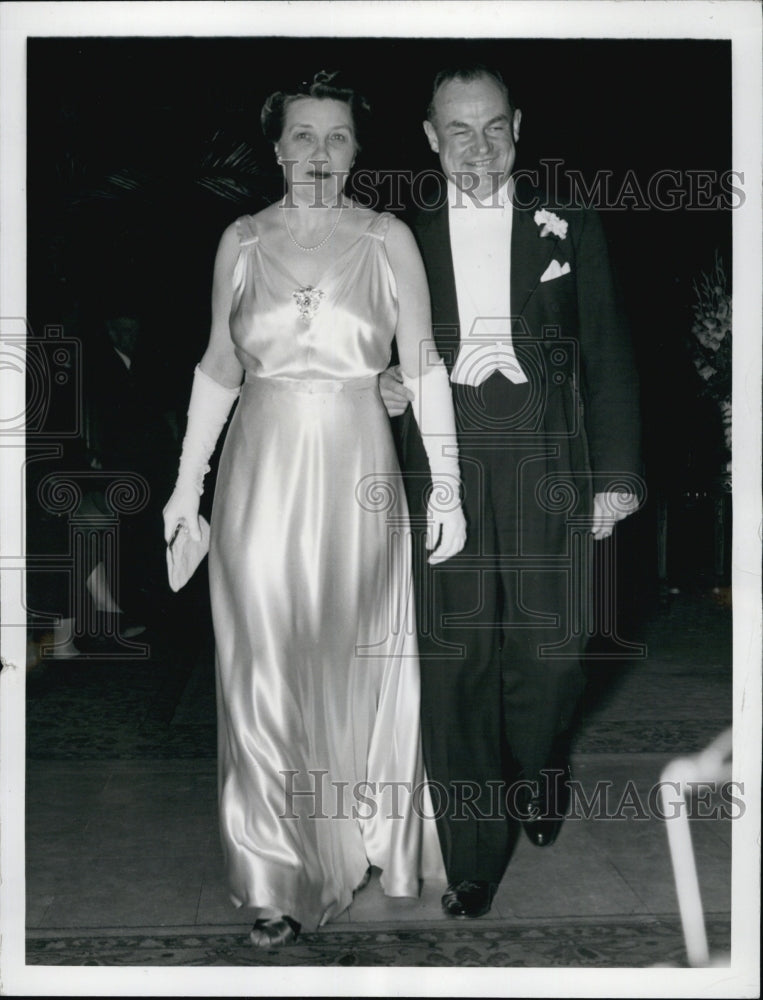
[162, 364, 240, 542]
[402, 361, 467, 564]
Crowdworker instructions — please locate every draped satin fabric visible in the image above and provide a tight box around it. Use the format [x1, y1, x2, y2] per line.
[209, 211, 443, 930]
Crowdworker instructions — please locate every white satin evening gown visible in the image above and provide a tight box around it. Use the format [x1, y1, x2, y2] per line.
[209, 210, 443, 930]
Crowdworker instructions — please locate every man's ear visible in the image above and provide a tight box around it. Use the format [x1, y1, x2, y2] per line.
[423, 120, 439, 154]
[512, 109, 522, 142]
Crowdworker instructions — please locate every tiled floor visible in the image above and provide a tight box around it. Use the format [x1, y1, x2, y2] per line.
[22, 590, 737, 967]
[24, 752, 732, 933]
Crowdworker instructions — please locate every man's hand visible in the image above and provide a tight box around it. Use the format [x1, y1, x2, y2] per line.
[379, 365, 413, 418]
[591, 491, 640, 540]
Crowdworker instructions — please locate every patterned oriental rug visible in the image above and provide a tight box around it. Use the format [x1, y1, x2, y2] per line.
[27, 916, 731, 968]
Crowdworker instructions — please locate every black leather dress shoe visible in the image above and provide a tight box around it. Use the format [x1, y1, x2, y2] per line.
[517, 763, 572, 847]
[441, 880, 496, 918]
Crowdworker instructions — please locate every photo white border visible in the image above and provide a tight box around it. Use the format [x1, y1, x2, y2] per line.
[2, 2, 760, 996]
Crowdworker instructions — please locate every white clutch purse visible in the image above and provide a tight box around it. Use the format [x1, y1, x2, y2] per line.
[166, 516, 211, 592]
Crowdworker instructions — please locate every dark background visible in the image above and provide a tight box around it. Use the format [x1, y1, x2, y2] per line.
[27, 36, 733, 594]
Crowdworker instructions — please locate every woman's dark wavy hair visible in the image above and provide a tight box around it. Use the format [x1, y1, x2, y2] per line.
[261, 70, 371, 149]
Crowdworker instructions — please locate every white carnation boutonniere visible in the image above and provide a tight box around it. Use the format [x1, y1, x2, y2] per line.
[534, 209, 568, 240]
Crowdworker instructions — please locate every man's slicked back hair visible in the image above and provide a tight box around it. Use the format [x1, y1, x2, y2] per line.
[426, 64, 514, 123]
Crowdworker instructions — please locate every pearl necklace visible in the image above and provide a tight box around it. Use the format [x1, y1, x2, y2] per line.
[281, 197, 344, 253]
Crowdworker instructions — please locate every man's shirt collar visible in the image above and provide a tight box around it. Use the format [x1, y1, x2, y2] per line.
[447, 176, 515, 210]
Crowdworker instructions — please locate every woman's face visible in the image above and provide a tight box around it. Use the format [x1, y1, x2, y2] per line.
[276, 97, 357, 202]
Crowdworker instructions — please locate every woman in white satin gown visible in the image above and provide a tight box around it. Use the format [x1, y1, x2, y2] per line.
[163, 71, 465, 947]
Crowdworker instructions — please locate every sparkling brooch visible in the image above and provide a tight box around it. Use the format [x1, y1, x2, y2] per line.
[534, 209, 568, 240]
[293, 285, 324, 324]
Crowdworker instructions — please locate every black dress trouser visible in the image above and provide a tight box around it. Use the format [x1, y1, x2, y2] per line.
[409, 373, 587, 884]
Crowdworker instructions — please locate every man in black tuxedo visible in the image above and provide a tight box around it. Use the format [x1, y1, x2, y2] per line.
[85, 311, 178, 615]
[382, 65, 641, 918]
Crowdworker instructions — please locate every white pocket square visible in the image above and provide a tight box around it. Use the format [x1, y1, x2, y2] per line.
[540, 259, 571, 283]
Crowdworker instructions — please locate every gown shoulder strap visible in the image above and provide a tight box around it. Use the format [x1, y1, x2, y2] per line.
[363, 211, 395, 241]
[235, 215, 260, 248]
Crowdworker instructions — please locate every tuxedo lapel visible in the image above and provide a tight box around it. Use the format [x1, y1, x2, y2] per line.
[510, 204, 559, 323]
[415, 204, 461, 371]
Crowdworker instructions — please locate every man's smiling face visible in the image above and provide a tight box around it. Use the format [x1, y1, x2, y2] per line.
[424, 74, 521, 201]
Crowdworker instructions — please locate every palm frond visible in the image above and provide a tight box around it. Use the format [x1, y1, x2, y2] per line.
[196, 174, 261, 201]
[199, 131, 263, 176]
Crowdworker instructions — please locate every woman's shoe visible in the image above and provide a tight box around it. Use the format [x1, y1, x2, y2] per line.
[40, 619, 81, 659]
[249, 916, 300, 948]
